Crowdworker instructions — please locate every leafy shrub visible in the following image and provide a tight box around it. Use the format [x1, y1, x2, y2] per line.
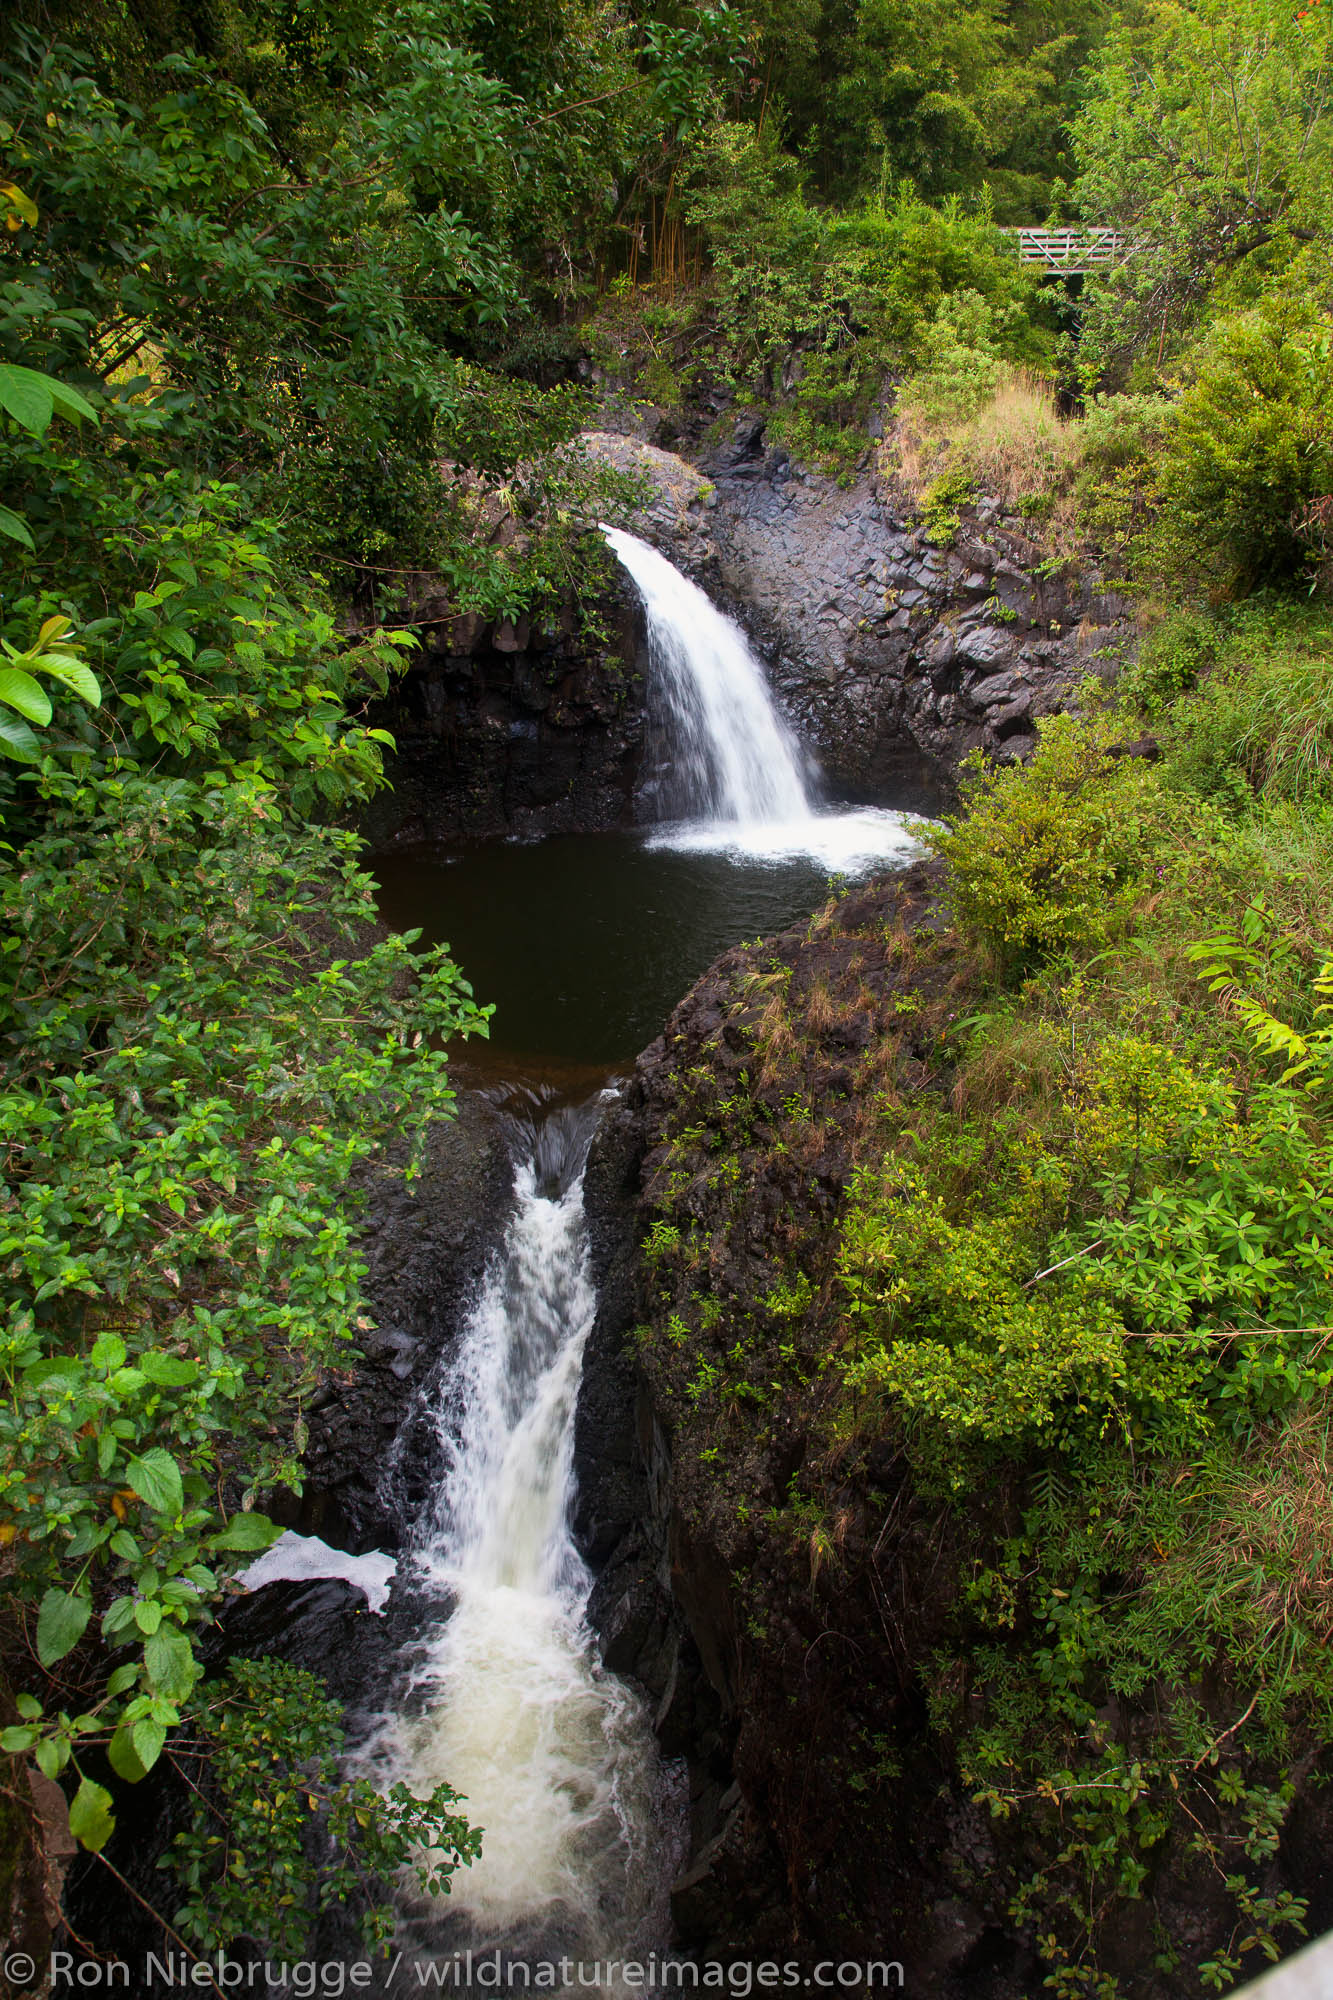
[1160, 599, 1333, 806]
[917, 466, 974, 545]
[1092, 1070, 1333, 1421]
[928, 715, 1180, 974]
[1072, 391, 1176, 563]
[1154, 300, 1333, 593]
[895, 289, 1017, 428]
[682, 123, 826, 375]
[0, 487, 489, 1872]
[169, 1660, 480, 1954]
[1121, 609, 1219, 717]
[841, 1157, 1126, 1444]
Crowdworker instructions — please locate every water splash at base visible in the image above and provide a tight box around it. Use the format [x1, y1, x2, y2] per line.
[603, 526, 929, 873]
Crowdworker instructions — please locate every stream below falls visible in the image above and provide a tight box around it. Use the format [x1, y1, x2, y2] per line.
[251, 534, 931, 1988]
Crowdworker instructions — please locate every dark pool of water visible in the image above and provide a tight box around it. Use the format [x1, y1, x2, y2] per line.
[372, 829, 863, 1073]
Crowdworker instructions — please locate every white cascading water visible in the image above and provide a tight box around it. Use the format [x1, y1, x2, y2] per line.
[602, 527, 812, 825]
[602, 526, 924, 872]
[358, 1095, 674, 1979]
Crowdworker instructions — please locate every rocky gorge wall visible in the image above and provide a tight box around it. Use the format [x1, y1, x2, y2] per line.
[580, 424, 1135, 813]
[357, 420, 1135, 849]
[571, 867, 1333, 1997]
[570, 864, 1034, 1994]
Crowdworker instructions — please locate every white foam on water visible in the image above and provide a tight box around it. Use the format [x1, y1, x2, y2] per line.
[646, 806, 928, 872]
[239, 1530, 397, 1614]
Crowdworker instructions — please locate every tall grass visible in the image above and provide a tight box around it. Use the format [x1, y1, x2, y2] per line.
[1162, 601, 1333, 804]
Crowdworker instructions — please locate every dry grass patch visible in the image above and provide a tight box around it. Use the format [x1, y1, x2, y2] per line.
[889, 367, 1084, 553]
[804, 977, 838, 1034]
[960, 371, 1081, 513]
[756, 992, 797, 1083]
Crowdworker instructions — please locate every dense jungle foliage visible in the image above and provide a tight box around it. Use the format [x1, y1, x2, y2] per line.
[1, 0, 1331, 1983]
[0, 0, 746, 1951]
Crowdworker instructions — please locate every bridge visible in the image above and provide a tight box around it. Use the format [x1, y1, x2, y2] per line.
[1005, 225, 1130, 274]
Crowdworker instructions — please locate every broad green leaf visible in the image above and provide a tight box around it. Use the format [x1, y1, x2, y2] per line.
[133, 1598, 164, 1636]
[90, 1331, 128, 1372]
[144, 1626, 197, 1700]
[130, 1717, 167, 1772]
[0, 666, 52, 724]
[0, 364, 54, 433]
[0, 179, 39, 226]
[37, 656, 101, 706]
[126, 1447, 183, 1516]
[140, 1352, 199, 1387]
[0, 503, 34, 551]
[21, 1357, 83, 1396]
[102, 1595, 141, 1640]
[33, 1738, 62, 1781]
[0, 666, 52, 723]
[47, 380, 98, 424]
[0, 364, 94, 431]
[211, 1511, 282, 1553]
[68, 1777, 115, 1852]
[107, 1722, 149, 1784]
[36, 1588, 92, 1667]
[0, 715, 40, 761]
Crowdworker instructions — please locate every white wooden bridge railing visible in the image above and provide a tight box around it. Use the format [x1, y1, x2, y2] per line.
[1005, 225, 1130, 274]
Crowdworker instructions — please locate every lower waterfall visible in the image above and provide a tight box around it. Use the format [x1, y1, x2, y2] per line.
[357, 1092, 675, 1980]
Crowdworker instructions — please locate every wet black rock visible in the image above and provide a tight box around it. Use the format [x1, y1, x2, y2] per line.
[360, 586, 646, 845]
[274, 1090, 514, 1553]
[575, 1083, 793, 1964]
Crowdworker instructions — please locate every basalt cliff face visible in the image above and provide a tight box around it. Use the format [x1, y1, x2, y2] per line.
[580, 425, 1135, 812]
[359, 423, 1133, 846]
[359, 587, 647, 846]
[573, 863, 1033, 1995]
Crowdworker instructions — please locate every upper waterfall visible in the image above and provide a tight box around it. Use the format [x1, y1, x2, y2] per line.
[602, 526, 815, 825]
[602, 526, 926, 872]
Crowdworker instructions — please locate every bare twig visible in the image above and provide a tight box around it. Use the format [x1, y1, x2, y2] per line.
[93, 1851, 227, 2000]
[1023, 1240, 1105, 1289]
